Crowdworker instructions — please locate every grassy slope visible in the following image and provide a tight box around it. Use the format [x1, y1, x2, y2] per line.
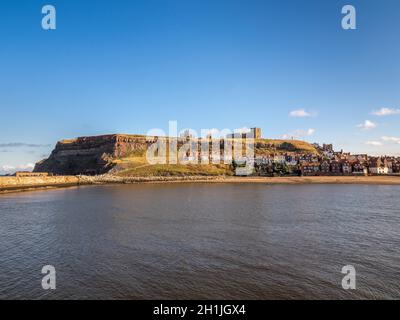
[256, 139, 318, 154]
[112, 156, 233, 177]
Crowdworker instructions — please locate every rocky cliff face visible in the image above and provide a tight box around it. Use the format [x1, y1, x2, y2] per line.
[35, 133, 319, 176]
[34, 134, 150, 175]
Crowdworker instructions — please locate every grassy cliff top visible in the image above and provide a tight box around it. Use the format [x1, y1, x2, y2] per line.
[59, 138, 78, 144]
[258, 139, 318, 153]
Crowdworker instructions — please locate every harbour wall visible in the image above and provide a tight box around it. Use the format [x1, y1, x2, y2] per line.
[0, 176, 80, 192]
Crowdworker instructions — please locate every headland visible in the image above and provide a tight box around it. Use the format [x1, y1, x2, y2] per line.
[2, 132, 399, 194]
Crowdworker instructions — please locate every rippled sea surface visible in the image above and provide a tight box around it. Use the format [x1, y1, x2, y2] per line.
[1, 183, 400, 299]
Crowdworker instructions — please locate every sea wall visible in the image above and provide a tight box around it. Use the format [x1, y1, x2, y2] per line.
[0, 176, 80, 192]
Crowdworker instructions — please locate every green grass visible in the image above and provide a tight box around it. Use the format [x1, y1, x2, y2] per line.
[112, 156, 233, 177]
[256, 139, 318, 154]
[116, 163, 233, 177]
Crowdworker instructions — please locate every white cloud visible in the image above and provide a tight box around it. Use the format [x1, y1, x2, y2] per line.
[305, 128, 315, 135]
[0, 163, 34, 175]
[363, 136, 400, 149]
[371, 108, 400, 116]
[1, 165, 16, 171]
[289, 109, 313, 117]
[0, 142, 50, 148]
[281, 128, 316, 139]
[357, 120, 377, 130]
[381, 136, 400, 144]
[365, 141, 383, 146]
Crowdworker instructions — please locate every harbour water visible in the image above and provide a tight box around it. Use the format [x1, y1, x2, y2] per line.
[0, 183, 399, 299]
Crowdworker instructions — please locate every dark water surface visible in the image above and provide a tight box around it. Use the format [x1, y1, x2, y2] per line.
[0, 183, 399, 299]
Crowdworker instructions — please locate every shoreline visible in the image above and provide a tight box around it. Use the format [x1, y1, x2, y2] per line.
[1, 175, 400, 194]
[80, 174, 400, 185]
[0, 183, 79, 194]
[218, 175, 400, 185]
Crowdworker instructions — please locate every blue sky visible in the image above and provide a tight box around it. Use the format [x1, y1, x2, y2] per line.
[1, 0, 400, 173]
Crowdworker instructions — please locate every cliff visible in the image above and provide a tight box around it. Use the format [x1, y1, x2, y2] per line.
[34, 134, 150, 175]
[34, 134, 318, 176]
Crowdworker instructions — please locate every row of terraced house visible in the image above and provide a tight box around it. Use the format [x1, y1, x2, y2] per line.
[299, 157, 400, 176]
[245, 143, 400, 176]
[298, 143, 400, 176]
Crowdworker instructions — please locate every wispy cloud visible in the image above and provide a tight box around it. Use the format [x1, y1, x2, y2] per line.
[289, 109, 314, 117]
[0, 163, 35, 174]
[371, 108, 400, 116]
[363, 136, 400, 148]
[357, 120, 377, 130]
[281, 128, 315, 139]
[381, 136, 400, 144]
[365, 141, 383, 146]
[0, 142, 50, 148]
[0, 142, 51, 148]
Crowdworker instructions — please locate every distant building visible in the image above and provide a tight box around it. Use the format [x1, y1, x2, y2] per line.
[322, 144, 333, 152]
[226, 127, 261, 139]
[386, 159, 394, 174]
[252, 127, 262, 139]
[320, 161, 330, 174]
[179, 129, 193, 139]
[301, 162, 320, 176]
[330, 161, 342, 175]
[352, 161, 368, 175]
[393, 161, 400, 173]
[369, 158, 389, 175]
[341, 161, 352, 175]
[273, 155, 286, 164]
